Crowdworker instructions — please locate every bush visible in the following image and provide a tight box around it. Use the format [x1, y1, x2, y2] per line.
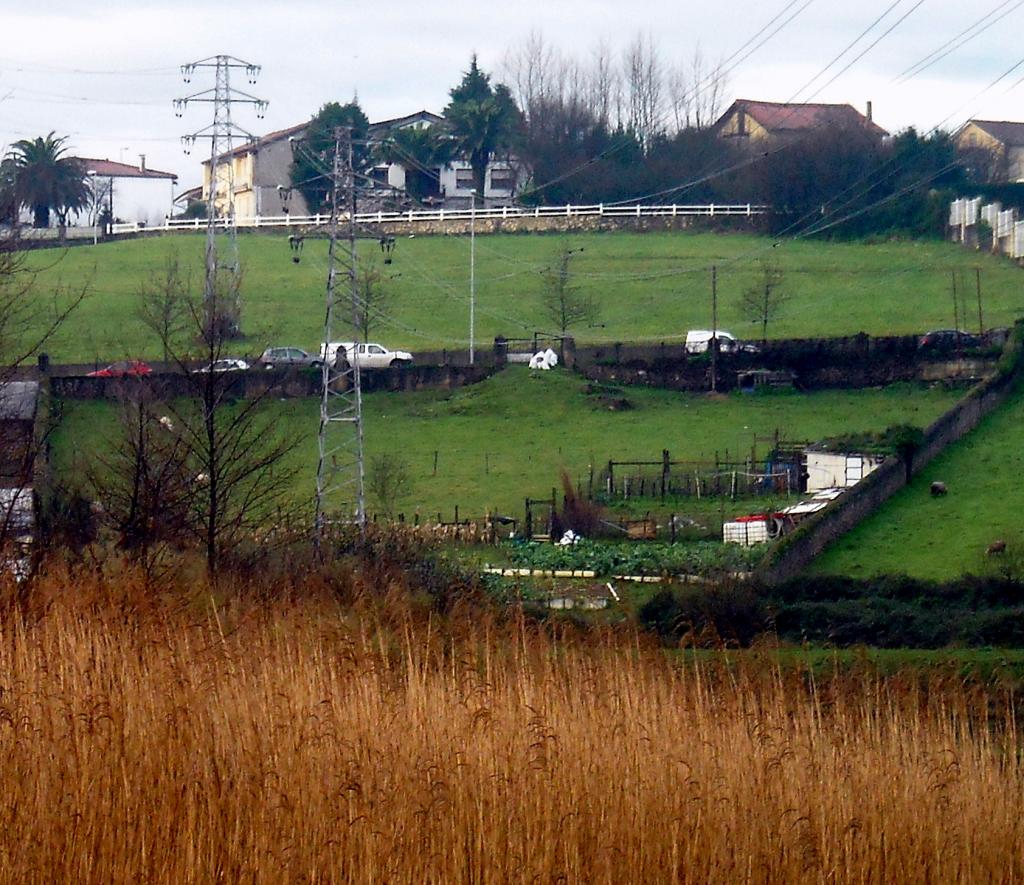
[638, 586, 771, 646]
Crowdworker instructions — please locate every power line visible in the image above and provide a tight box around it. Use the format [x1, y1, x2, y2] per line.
[895, 0, 1024, 84]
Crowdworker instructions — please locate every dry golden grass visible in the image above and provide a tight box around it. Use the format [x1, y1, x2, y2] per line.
[0, 565, 1021, 883]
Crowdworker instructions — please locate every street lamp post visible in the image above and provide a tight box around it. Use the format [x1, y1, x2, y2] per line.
[469, 191, 476, 365]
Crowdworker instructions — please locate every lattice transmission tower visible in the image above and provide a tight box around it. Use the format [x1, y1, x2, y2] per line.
[307, 127, 365, 537]
[174, 55, 267, 336]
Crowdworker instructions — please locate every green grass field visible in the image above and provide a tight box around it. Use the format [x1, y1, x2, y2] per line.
[811, 381, 1024, 581]
[51, 369, 960, 518]
[24, 230, 1024, 364]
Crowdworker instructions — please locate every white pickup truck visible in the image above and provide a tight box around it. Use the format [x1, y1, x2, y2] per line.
[320, 341, 414, 369]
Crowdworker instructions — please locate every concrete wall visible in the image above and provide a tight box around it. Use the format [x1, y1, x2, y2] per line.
[758, 331, 1023, 584]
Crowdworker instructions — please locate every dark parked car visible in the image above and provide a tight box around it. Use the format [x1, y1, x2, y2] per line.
[86, 360, 153, 378]
[918, 330, 982, 350]
[259, 346, 323, 369]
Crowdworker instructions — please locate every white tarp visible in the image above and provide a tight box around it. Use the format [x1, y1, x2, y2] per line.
[529, 350, 556, 370]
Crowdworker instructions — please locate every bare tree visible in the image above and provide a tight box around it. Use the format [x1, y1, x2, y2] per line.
[349, 255, 394, 343]
[87, 387, 192, 578]
[739, 258, 787, 345]
[541, 245, 596, 336]
[667, 48, 728, 133]
[138, 269, 303, 576]
[503, 30, 561, 124]
[366, 452, 412, 521]
[587, 40, 619, 128]
[137, 254, 191, 366]
[85, 176, 113, 229]
[623, 32, 664, 151]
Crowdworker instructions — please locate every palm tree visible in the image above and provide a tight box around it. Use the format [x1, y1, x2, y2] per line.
[6, 132, 89, 229]
[443, 57, 521, 207]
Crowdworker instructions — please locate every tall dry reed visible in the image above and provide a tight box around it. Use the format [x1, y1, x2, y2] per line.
[0, 564, 1020, 883]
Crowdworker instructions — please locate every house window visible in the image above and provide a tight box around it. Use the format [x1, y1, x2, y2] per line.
[455, 168, 475, 189]
[369, 167, 390, 186]
[490, 169, 515, 192]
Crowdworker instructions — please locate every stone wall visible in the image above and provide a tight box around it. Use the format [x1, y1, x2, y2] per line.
[758, 325, 1024, 584]
[573, 335, 997, 392]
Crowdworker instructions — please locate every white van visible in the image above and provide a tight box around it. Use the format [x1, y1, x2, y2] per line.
[685, 330, 740, 354]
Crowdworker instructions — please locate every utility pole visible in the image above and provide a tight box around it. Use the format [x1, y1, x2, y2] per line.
[711, 264, 718, 393]
[469, 191, 477, 365]
[976, 267, 984, 336]
[951, 270, 963, 362]
[175, 55, 267, 337]
[314, 127, 365, 540]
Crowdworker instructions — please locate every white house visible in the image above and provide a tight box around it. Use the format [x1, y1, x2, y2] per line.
[73, 157, 178, 227]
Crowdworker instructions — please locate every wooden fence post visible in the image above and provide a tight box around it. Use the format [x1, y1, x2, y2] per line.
[661, 449, 670, 500]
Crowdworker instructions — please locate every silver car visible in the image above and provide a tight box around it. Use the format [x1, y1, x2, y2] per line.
[259, 346, 323, 369]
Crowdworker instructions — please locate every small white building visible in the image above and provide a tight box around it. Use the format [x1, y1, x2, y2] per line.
[73, 157, 178, 227]
[804, 450, 884, 493]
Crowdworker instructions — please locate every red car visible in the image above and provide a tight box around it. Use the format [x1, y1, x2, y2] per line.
[86, 360, 153, 378]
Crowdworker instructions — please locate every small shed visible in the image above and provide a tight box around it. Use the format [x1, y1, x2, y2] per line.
[0, 381, 39, 485]
[803, 449, 883, 493]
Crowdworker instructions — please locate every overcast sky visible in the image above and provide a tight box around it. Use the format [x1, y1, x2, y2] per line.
[2, 0, 1022, 195]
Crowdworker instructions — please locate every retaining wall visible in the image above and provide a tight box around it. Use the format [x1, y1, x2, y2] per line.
[50, 363, 496, 401]
[574, 335, 998, 392]
[758, 326, 1024, 584]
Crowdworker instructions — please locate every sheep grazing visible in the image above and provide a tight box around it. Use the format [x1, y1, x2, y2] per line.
[987, 539, 1007, 556]
[930, 481, 948, 497]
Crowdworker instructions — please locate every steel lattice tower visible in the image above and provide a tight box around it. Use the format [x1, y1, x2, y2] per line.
[314, 128, 365, 538]
[175, 55, 267, 336]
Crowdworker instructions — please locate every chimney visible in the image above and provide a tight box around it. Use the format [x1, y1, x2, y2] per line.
[866, 101, 873, 123]
[139, 154, 146, 173]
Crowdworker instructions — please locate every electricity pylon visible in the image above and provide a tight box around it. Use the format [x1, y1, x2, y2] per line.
[313, 127, 366, 539]
[175, 55, 267, 336]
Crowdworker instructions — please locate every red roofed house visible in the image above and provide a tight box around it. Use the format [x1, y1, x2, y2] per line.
[73, 156, 178, 228]
[712, 99, 888, 144]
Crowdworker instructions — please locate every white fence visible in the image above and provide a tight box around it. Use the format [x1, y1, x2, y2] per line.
[111, 202, 766, 236]
[949, 197, 1024, 259]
